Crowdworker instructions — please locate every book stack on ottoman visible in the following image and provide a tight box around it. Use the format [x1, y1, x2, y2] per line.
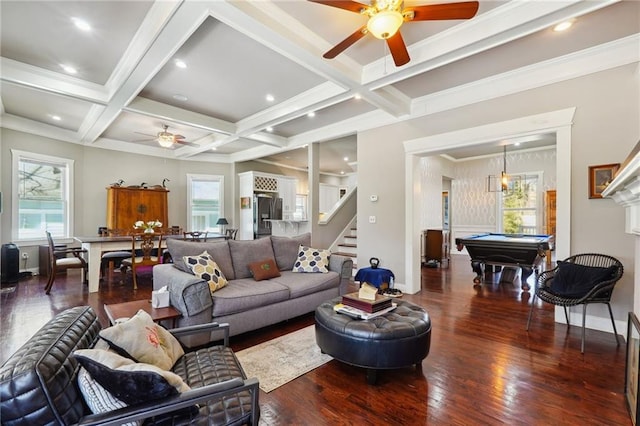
[342, 292, 392, 313]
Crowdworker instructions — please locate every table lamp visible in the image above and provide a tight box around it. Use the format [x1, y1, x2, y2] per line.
[216, 218, 228, 234]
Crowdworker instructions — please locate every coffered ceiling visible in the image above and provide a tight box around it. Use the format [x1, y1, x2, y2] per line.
[1, 1, 638, 174]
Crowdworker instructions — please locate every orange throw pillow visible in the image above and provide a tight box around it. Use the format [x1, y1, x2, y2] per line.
[248, 258, 281, 281]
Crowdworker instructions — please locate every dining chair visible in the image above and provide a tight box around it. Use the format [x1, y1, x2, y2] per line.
[44, 231, 88, 294]
[120, 232, 164, 290]
[99, 228, 133, 283]
[183, 231, 209, 242]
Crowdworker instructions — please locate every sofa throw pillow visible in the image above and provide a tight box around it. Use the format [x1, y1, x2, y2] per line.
[248, 258, 281, 281]
[77, 367, 140, 426]
[74, 349, 189, 406]
[99, 309, 184, 370]
[550, 261, 617, 298]
[166, 238, 235, 280]
[183, 251, 228, 294]
[293, 245, 330, 273]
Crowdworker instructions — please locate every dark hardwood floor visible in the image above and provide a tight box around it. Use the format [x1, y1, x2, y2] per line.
[0, 257, 631, 425]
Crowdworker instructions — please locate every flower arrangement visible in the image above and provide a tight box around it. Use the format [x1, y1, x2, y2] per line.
[134, 220, 163, 233]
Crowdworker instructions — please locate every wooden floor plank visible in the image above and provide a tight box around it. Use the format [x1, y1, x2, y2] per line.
[0, 256, 631, 425]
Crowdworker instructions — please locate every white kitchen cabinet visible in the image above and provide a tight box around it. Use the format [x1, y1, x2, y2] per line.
[278, 177, 297, 220]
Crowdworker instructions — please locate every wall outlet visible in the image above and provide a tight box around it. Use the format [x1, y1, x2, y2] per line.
[369, 215, 376, 224]
[22, 253, 29, 259]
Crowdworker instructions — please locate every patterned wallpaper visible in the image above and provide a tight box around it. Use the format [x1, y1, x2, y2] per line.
[420, 148, 557, 230]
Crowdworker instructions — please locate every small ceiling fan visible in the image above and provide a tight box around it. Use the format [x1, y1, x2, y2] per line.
[134, 124, 198, 148]
[309, 0, 479, 66]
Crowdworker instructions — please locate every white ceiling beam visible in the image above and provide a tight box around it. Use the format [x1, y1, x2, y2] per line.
[206, 1, 411, 117]
[80, 1, 212, 144]
[125, 97, 236, 135]
[1, 113, 82, 144]
[235, 82, 346, 135]
[362, 0, 619, 87]
[104, 1, 183, 96]
[0, 57, 109, 103]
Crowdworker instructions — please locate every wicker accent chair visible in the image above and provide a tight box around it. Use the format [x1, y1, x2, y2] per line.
[526, 253, 624, 353]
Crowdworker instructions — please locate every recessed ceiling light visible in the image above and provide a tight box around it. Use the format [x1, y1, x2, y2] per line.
[553, 21, 573, 32]
[340, 171, 345, 175]
[266, 126, 273, 132]
[307, 112, 315, 118]
[266, 94, 275, 102]
[50, 114, 61, 121]
[354, 93, 362, 100]
[71, 17, 91, 31]
[175, 59, 187, 69]
[211, 147, 217, 151]
[344, 156, 349, 161]
[172, 94, 188, 101]
[60, 64, 77, 74]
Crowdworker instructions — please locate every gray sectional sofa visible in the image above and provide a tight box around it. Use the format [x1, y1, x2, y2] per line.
[153, 233, 353, 347]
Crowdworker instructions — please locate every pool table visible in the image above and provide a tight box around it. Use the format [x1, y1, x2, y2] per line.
[455, 233, 554, 290]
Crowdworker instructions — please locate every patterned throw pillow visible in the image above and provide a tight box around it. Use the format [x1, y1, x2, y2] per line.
[247, 258, 281, 281]
[99, 309, 184, 371]
[77, 367, 139, 426]
[292, 245, 330, 273]
[183, 251, 228, 294]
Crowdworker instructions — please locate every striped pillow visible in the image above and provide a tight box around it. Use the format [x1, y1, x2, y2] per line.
[77, 367, 139, 426]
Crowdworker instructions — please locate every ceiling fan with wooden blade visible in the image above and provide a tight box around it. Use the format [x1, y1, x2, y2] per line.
[134, 124, 199, 148]
[310, 0, 479, 66]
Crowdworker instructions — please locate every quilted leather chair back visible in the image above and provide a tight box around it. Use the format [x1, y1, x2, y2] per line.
[0, 306, 100, 425]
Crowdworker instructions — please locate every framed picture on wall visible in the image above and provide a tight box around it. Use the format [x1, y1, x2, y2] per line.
[240, 197, 251, 209]
[626, 312, 640, 425]
[589, 163, 620, 199]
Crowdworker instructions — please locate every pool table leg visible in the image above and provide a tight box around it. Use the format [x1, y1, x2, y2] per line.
[471, 261, 483, 284]
[520, 267, 533, 290]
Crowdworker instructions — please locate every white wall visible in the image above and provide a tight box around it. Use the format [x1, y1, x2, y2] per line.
[419, 156, 454, 230]
[0, 128, 233, 271]
[358, 63, 639, 328]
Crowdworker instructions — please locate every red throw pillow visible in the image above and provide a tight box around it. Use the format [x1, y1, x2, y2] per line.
[248, 258, 281, 281]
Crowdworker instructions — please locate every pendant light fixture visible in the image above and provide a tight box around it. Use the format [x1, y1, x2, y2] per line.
[488, 145, 520, 192]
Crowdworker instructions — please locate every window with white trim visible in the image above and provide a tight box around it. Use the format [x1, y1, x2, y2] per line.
[499, 172, 543, 235]
[187, 174, 224, 232]
[12, 150, 75, 241]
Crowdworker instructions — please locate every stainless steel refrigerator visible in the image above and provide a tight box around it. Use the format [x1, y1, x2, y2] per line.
[254, 195, 283, 238]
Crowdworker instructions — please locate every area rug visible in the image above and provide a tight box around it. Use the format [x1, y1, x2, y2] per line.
[235, 325, 332, 393]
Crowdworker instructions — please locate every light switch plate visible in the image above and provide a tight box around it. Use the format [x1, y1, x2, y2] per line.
[369, 195, 378, 202]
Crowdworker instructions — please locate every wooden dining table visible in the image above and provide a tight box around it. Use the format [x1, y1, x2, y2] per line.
[74, 233, 226, 293]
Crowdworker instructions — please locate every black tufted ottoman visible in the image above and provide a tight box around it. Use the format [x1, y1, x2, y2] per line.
[315, 297, 431, 384]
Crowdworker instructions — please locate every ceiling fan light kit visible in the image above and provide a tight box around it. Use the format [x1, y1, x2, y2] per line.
[367, 10, 403, 39]
[311, 0, 479, 66]
[157, 132, 175, 148]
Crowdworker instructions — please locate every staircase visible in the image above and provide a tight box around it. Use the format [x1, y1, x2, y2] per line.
[334, 226, 358, 275]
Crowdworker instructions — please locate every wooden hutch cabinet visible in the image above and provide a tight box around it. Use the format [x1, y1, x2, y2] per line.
[545, 189, 557, 264]
[106, 186, 169, 230]
[545, 190, 557, 237]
